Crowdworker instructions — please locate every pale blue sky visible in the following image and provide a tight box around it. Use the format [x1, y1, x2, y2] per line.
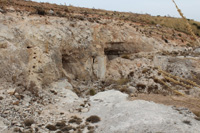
[33, 0, 200, 22]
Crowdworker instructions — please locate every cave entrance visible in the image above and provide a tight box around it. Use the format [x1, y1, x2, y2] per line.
[104, 42, 128, 60]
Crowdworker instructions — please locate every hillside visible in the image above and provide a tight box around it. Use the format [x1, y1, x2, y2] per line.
[0, 0, 200, 133]
[1, 0, 200, 38]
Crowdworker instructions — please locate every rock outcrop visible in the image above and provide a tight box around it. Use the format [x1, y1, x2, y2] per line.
[1, 1, 200, 133]
[84, 90, 200, 133]
[1, 11, 199, 90]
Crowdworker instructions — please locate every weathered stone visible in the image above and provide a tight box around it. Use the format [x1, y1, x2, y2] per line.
[48, 10, 54, 15]
[7, 88, 16, 95]
[81, 108, 89, 113]
[0, 9, 171, 88]
[0, 8, 5, 13]
[1, 2, 200, 133]
[93, 55, 107, 80]
[84, 90, 200, 133]
[194, 48, 200, 54]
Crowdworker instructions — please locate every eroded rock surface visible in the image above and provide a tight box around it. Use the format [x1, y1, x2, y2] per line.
[84, 90, 200, 133]
[1, 10, 198, 89]
[1, 1, 200, 133]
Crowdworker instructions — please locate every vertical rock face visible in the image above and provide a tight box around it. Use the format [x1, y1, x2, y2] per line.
[1, 2, 200, 133]
[27, 46, 63, 88]
[0, 48, 29, 84]
[1, 11, 199, 89]
[93, 56, 107, 80]
[0, 12, 158, 88]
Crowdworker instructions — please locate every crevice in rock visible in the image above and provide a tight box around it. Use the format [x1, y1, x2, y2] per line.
[62, 54, 77, 80]
[104, 42, 134, 60]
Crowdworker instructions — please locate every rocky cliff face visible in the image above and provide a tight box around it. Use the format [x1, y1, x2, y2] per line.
[1, 9, 198, 89]
[1, 1, 200, 133]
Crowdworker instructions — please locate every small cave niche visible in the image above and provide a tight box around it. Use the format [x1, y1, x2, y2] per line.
[104, 42, 127, 60]
[61, 53, 93, 81]
[62, 54, 77, 79]
[104, 48, 120, 60]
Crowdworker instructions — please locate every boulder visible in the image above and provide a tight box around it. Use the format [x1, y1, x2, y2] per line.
[194, 48, 200, 54]
[84, 90, 200, 133]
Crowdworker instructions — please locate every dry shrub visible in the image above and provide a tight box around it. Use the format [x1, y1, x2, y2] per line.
[35, 7, 46, 15]
[115, 78, 129, 85]
[121, 54, 131, 59]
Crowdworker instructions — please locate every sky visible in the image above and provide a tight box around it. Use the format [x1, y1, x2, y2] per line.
[33, 0, 200, 22]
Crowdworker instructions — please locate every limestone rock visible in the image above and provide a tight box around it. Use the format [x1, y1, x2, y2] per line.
[0, 11, 171, 87]
[7, 88, 16, 95]
[84, 90, 200, 133]
[1, 2, 200, 133]
[51, 79, 73, 90]
[194, 48, 200, 54]
[48, 10, 54, 15]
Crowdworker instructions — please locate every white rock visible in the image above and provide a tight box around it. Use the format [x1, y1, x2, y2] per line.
[69, 109, 74, 113]
[48, 10, 54, 15]
[81, 108, 89, 113]
[194, 48, 200, 54]
[41, 89, 83, 117]
[7, 88, 16, 95]
[55, 99, 60, 102]
[127, 86, 137, 93]
[51, 79, 73, 90]
[84, 90, 200, 133]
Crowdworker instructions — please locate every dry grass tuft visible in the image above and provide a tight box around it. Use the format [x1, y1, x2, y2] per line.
[156, 67, 200, 108]
[1, 0, 200, 41]
[172, 0, 200, 45]
[115, 78, 129, 85]
[121, 54, 131, 59]
[159, 68, 200, 89]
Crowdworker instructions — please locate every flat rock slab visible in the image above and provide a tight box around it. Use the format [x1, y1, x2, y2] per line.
[84, 90, 200, 133]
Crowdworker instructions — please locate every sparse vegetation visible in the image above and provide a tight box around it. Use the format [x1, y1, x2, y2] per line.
[155, 68, 200, 108]
[121, 54, 131, 59]
[115, 78, 129, 85]
[1, 0, 200, 39]
[1, 0, 200, 132]
[86, 115, 101, 123]
[193, 111, 200, 117]
[68, 116, 82, 124]
[24, 119, 35, 127]
[182, 120, 191, 125]
[45, 124, 57, 131]
[159, 68, 200, 89]
[36, 8, 46, 15]
[88, 89, 96, 96]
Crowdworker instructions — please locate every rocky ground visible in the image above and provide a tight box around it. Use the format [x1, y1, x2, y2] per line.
[1, 0, 200, 133]
[1, 82, 200, 133]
